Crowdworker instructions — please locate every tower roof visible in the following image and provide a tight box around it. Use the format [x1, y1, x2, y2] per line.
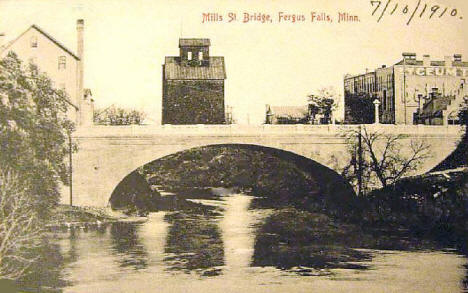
[179, 38, 210, 47]
[164, 56, 226, 80]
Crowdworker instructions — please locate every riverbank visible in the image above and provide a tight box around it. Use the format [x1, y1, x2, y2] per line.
[46, 205, 147, 230]
[362, 167, 468, 252]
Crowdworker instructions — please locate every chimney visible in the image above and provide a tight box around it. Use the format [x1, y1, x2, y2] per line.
[76, 19, 84, 125]
[454, 54, 462, 62]
[444, 55, 452, 67]
[422, 54, 430, 67]
[77, 19, 84, 59]
[402, 52, 416, 60]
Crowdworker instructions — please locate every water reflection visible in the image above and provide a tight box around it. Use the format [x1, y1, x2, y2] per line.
[219, 194, 255, 272]
[251, 207, 372, 274]
[60, 224, 131, 289]
[12, 190, 468, 292]
[110, 222, 148, 270]
[463, 264, 468, 292]
[138, 212, 169, 269]
[164, 210, 224, 275]
[66, 229, 80, 264]
[17, 238, 72, 292]
[252, 239, 371, 272]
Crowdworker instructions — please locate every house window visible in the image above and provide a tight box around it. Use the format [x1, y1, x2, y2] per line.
[30, 36, 38, 48]
[58, 56, 66, 70]
[187, 51, 192, 61]
[198, 51, 203, 60]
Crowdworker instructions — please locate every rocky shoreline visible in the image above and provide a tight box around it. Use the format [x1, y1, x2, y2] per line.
[46, 205, 148, 231]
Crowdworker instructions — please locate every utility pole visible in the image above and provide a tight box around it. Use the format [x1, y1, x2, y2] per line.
[403, 62, 407, 125]
[357, 125, 363, 196]
[68, 131, 73, 206]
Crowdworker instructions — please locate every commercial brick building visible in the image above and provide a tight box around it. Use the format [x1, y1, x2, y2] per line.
[162, 38, 226, 124]
[344, 53, 468, 125]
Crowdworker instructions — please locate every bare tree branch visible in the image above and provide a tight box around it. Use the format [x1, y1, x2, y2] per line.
[0, 169, 43, 280]
[341, 126, 432, 193]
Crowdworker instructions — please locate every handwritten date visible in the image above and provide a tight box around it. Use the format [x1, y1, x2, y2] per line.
[370, 0, 462, 25]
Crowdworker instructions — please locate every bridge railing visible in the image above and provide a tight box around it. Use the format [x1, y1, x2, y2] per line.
[73, 124, 465, 138]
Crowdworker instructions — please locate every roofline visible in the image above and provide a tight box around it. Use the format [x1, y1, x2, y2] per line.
[178, 38, 211, 47]
[164, 56, 226, 80]
[165, 78, 226, 81]
[62, 97, 79, 111]
[54, 92, 78, 110]
[164, 55, 225, 60]
[0, 26, 80, 110]
[1, 25, 80, 60]
[31, 25, 80, 60]
[344, 71, 378, 80]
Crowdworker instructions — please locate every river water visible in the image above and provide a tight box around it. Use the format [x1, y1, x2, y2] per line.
[18, 191, 468, 292]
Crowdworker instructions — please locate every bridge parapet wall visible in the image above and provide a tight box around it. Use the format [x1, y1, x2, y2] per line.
[74, 124, 464, 137]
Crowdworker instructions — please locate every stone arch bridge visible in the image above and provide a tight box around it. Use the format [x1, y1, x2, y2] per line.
[65, 124, 464, 207]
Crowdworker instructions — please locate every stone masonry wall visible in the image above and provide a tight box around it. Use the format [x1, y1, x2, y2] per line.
[162, 80, 225, 124]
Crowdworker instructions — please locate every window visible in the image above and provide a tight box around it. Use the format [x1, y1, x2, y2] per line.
[30, 36, 37, 48]
[187, 51, 192, 61]
[198, 51, 203, 60]
[58, 56, 66, 70]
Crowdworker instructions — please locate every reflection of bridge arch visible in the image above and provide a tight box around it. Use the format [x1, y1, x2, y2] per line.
[108, 144, 357, 209]
[67, 125, 463, 207]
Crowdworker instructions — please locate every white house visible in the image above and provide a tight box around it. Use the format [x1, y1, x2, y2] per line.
[0, 19, 93, 126]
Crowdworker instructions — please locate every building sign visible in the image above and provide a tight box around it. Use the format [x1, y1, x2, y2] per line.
[402, 66, 468, 77]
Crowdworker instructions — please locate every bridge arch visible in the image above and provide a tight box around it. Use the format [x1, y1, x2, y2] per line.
[68, 125, 463, 207]
[85, 143, 354, 205]
[107, 143, 356, 211]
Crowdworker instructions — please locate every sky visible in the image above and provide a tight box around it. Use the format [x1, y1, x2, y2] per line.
[0, 0, 467, 124]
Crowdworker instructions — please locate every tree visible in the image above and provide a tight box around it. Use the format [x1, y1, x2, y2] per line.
[342, 126, 431, 193]
[0, 169, 42, 280]
[307, 87, 339, 124]
[94, 105, 146, 125]
[0, 52, 75, 215]
[431, 97, 468, 171]
[0, 52, 75, 279]
[459, 97, 468, 126]
[343, 91, 374, 124]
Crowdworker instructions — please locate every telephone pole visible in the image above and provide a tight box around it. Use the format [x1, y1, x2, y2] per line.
[357, 125, 363, 196]
[68, 131, 73, 206]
